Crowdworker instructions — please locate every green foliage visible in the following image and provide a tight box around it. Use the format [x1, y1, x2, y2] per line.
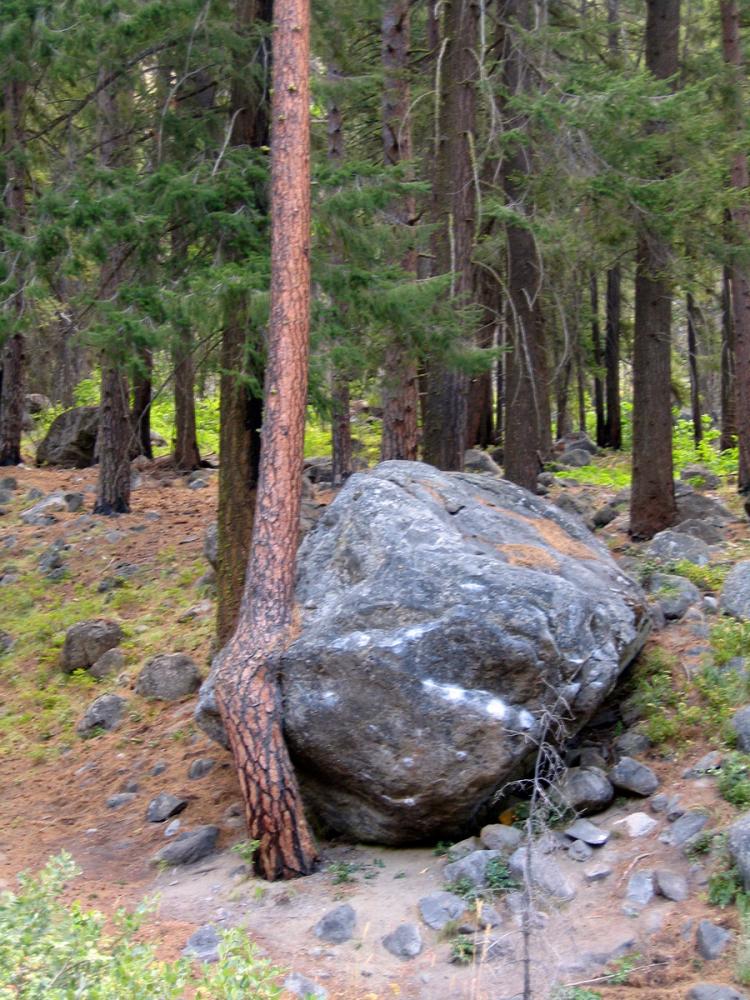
[230, 839, 260, 868]
[449, 935, 476, 965]
[708, 866, 746, 908]
[670, 560, 729, 593]
[552, 988, 602, 1000]
[326, 861, 360, 885]
[484, 857, 520, 893]
[711, 618, 750, 666]
[718, 753, 750, 809]
[444, 876, 480, 903]
[0, 853, 284, 999]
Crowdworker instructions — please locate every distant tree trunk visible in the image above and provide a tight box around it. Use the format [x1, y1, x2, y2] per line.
[603, 265, 622, 449]
[216, 0, 317, 881]
[467, 262, 496, 448]
[173, 321, 201, 470]
[0, 79, 27, 466]
[721, 262, 737, 450]
[501, 0, 551, 490]
[495, 320, 505, 448]
[132, 346, 153, 459]
[720, 0, 750, 493]
[216, 0, 271, 645]
[380, 0, 419, 462]
[422, 0, 479, 470]
[590, 273, 605, 446]
[94, 73, 132, 515]
[630, 0, 679, 539]
[687, 291, 702, 445]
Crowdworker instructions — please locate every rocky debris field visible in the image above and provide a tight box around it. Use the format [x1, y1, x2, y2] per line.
[3, 449, 750, 998]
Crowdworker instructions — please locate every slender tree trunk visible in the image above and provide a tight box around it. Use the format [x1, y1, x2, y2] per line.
[94, 73, 132, 515]
[216, 0, 317, 881]
[630, 0, 679, 539]
[422, 0, 479, 470]
[173, 321, 201, 469]
[590, 273, 605, 446]
[0, 79, 26, 466]
[495, 320, 505, 448]
[467, 263, 496, 448]
[721, 262, 737, 450]
[216, 0, 271, 645]
[380, 0, 419, 462]
[501, 0, 551, 490]
[132, 346, 153, 459]
[687, 291, 702, 445]
[603, 264, 622, 448]
[720, 0, 750, 492]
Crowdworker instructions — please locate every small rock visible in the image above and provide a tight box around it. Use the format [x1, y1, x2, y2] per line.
[556, 766, 614, 815]
[21, 494, 65, 525]
[183, 924, 221, 963]
[680, 464, 721, 490]
[684, 752, 723, 778]
[585, 865, 612, 883]
[654, 870, 689, 902]
[61, 619, 123, 674]
[614, 812, 658, 838]
[382, 923, 422, 959]
[508, 847, 576, 901]
[687, 986, 748, 1000]
[651, 793, 670, 813]
[76, 694, 127, 736]
[733, 706, 750, 752]
[89, 648, 125, 680]
[568, 839, 593, 862]
[476, 903, 503, 929]
[448, 836, 479, 859]
[188, 758, 216, 780]
[135, 653, 202, 701]
[626, 870, 654, 908]
[667, 811, 709, 849]
[728, 812, 750, 889]
[315, 904, 356, 944]
[443, 850, 499, 889]
[613, 729, 651, 758]
[146, 793, 188, 823]
[647, 573, 700, 621]
[479, 824, 522, 853]
[107, 792, 136, 809]
[564, 818, 609, 846]
[696, 920, 732, 960]
[284, 973, 328, 1000]
[648, 530, 710, 567]
[418, 891, 468, 931]
[150, 761, 167, 776]
[64, 492, 84, 513]
[0, 476, 18, 490]
[164, 819, 181, 837]
[151, 826, 218, 866]
[719, 562, 750, 621]
[609, 757, 660, 796]
[679, 519, 725, 545]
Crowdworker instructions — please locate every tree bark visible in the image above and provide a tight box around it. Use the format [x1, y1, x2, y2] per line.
[173, 320, 201, 470]
[687, 291, 702, 445]
[721, 261, 737, 451]
[0, 79, 27, 466]
[216, 0, 317, 881]
[467, 263, 496, 448]
[590, 273, 605, 446]
[720, 0, 750, 492]
[422, 0, 479, 470]
[501, 0, 551, 490]
[216, 0, 272, 645]
[380, 0, 419, 462]
[132, 346, 153, 459]
[603, 264, 622, 449]
[630, 0, 679, 539]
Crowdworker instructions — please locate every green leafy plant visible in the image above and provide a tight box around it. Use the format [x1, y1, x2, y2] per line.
[231, 839, 261, 868]
[444, 876, 480, 902]
[551, 987, 602, 1000]
[326, 861, 361, 884]
[450, 935, 476, 965]
[484, 857, 520, 893]
[719, 753, 750, 809]
[708, 867, 745, 908]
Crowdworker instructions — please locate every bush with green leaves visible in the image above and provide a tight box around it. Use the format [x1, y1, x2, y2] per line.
[0, 853, 284, 999]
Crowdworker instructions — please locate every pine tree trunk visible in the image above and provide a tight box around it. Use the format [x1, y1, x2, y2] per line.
[501, 0, 551, 490]
[422, 0, 479, 471]
[687, 291, 703, 445]
[590, 273, 605, 446]
[380, 0, 419, 462]
[721, 262, 737, 451]
[720, 0, 750, 493]
[556, 355, 573, 441]
[132, 346, 153, 459]
[216, 0, 317, 881]
[630, 0, 679, 539]
[173, 322, 201, 470]
[0, 79, 26, 466]
[467, 264, 496, 448]
[603, 265, 622, 449]
[331, 374, 352, 486]
[216, 0, 272, 645]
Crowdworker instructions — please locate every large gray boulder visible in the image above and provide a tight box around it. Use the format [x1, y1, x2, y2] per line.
[720, 562, 750, 621]
[36, 406, 100, 468]
[198, 462, 649, 843]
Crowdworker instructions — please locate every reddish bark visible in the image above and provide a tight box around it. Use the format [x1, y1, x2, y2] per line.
[216, 0, 317, 881]
[603, 265, 622, 449]
[132, 346, 153, 459]
[173, 320, 201, 470]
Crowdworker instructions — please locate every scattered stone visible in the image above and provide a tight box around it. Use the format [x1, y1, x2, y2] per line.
[0, 476, 17, 490]
[654, 870, 689, 902]
[135, 653, 202, 701]
[0, 630, 14, 655]
[36, 406, 100, 468]
[25, 392, 52, 414]
[183, 924, 221, 964]
[463, 449, 502, 475]
[21, 494, 66, 525]
[443, 850, 500, 889]
[177, 600, 213, 624]
[675, 489, 734, 528]
[680, 464, 721, 490]
[284, 972, 328, 1000]
[382, 923, 422, 959]
[146, 793, 188, 823]
[26, 487, 44, 500]
[187, 479, 208, 490]
[89, 648, 125, 680]
[684, 752, 723, 778]
[647, 573, 701, 621]
[733, 707, 750, 752]
[150, 761, 167, 776]
[564, 819, 609, 846]
[614, 812, 658, 838]
[592, 503, 619, 528]
[151, 826, 218, 866]
[479, 824, 523, 853]
[559, 448, 592, 468]
[626, 870, 654, 908]
[38, 541, 67, 576]
[315, 904, 356, 944]
[721, 562, 750, 621]
[696, 921, 732, 960]
[164, 819, 181, 837]
[568, 840, 593, 862]
[418, 891, 468, 931]
[508, 847, 576, 901]
[188, 758, 216, 780]
[76, 694, 127, 736]
[687, 987, 748, 1000]
[678, 519, 725, 545]
[448, 837, 479, 860]
[614, 729, 651, 758]
[64, 492, 84, 513]
[0, 490, 12, 506]
[120, 780, 139, 793]
[647, 530, 710, 567]
[729, 812, 750, 889]
[476, 903, 503, 929]
[203, 522, 218, 570]
[609, 757, 660, 796]
[107, 793, 136, 809]
[61, 619, 123, 673]
[668, 811, 710, 849]
[556, 766, 614, 815]
[585, 866, 612, 883]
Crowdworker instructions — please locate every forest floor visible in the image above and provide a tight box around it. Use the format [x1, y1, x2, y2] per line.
[1, 457, 750, 999]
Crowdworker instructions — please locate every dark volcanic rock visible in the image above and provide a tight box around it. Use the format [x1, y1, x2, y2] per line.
[36, 406, 100, 468]
[61, 619, 123, 674]
[198, 461, 649, 844]
[135, 653, 202, 701]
